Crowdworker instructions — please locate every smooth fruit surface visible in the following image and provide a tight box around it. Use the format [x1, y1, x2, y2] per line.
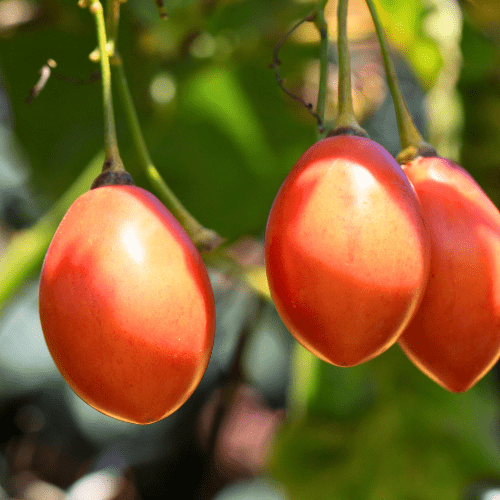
[39, 185, 215, 424]
[399, 156, 500, 392]
[265, 135, 430, 367]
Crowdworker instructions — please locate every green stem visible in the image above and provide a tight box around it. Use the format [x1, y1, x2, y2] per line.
[314, 0, 329, 140]
[0, 153, 104, 313]
[337, 0, 353, 124]
[91, 0, 124, 171]
[112, 60, 224, 253]
[364, 0, 436, 162]
[329, 0, 368, 138]
[105, 0, 120, 51]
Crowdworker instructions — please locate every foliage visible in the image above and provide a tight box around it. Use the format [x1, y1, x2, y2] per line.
[1, 0, 500, 498]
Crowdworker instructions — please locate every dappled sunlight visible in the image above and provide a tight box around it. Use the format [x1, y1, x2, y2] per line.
[1, 0, 500, 497]
[0, 0, 37, 32]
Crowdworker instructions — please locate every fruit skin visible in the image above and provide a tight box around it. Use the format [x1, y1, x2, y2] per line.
[399, 156, 500, 392]
[39, 185, 215, 424]
[265, 135, 430, 367]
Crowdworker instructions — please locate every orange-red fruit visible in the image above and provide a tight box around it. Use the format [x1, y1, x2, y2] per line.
[39, 185, 215, 424]
[264, 135, 430, 367]
[399, 156, 500, 392]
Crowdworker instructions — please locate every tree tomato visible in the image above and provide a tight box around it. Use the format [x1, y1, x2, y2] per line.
[399, 156, 500, 392]
[39, 185, 215, 424]
[264, 135, 430, 367]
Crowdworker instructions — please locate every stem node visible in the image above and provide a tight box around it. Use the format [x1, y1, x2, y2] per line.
[89, 1, 103, 15]
[397, 141, 437, 164]
[327, 124, 368, 138]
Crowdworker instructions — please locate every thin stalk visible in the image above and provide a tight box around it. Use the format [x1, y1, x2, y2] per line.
[153, 0, 168, 19]
[329, 0, 368, 138]
[272, 0, 330, 135]
[364, 0, 436, 162]
[90, 0, 124, 172]
[314, 0, 329, 140]
[113, 60, 224, 254]
[272, 16, 323, 130]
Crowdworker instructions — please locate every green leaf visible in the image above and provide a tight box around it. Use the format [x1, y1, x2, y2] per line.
[271, 346, 500, 499]
[374, 0, 442, 87]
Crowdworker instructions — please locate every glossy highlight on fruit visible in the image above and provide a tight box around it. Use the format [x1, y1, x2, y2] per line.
[265, 135, 430, 367]
[399, 156, 500, 392]
[39, 185, 215, 424]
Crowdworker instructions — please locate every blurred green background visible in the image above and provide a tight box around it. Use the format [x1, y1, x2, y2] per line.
[1, 0, 500, 499]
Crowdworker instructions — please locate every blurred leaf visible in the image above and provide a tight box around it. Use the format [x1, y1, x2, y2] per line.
[0, 151, 103, 312]
[458, 0, 500, 41]
[459, 21, 498, 84]
[374, 0, 442, 87]
[307, 358, 377, 421]
[144, 61, 312, 239]
[288, 345, 320, 417]
[184, 65, 276, 180]
[0, 1, 103, 200]
[243, 266, 271, 301]
[457, 17, 500, 206]
[271, 346, 500, 500]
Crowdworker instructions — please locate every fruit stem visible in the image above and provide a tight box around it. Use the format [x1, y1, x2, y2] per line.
[363, 0, 436, 162]
[113, 60, 225, 254]
[329, 0, 368, 138]
[314, 0, 329, 140]
[89, 0, 126, 175]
